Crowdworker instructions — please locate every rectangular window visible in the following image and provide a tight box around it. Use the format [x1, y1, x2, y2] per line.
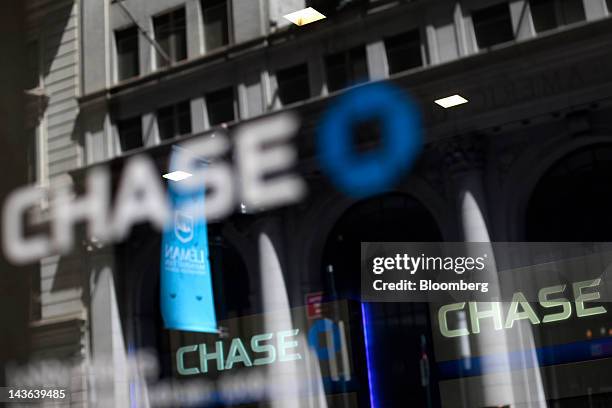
[277, 64, 310, 106]
[25, 41, 40, 89]
[117, 116, 143, 152]
[530, 0, 585, 33]
[29, 269, 41, 321]
[206, 87, 235, 126]
[202, 0, 230, 51]
[325, 46, 368, 92]
[472, 3, 514, 49]
[559, 0, 586, 25]
[385, 30, 423, 75]
[153, 7, 187, 68]
[530, 0, 557, 32]
[115, 26, 140, 81]
[157, 100, 192, 141]
[26, 129, 37, 183]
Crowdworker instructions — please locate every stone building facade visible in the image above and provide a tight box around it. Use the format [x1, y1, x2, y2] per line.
[19, 0, 612, 406]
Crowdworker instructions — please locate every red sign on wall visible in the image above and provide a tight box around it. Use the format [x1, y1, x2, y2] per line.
[305, 292, 324, 320]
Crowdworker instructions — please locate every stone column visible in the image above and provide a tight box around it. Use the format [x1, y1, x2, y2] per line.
[256, 216, 327, 408]
[443, 135, 491, 243]
[256, 217, 301, 407]
[87, 243, 130, 408]
[441, 135, 546, 408]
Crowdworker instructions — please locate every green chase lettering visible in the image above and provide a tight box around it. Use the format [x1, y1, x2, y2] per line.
[176, 329, 302, 375]
[438, 279, 608, 338]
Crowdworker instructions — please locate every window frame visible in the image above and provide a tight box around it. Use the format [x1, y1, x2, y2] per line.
[384, 29, 425, 76]
[529, 0, 586, 33]
[117, 116, 144, 153]
[25, 40, 41, 90]
[205, 87, 237, 127]
[115, 25, 140, 82]
[201, 0, 232, 52]
[324, 45, 369, 93]
[276, 63, 311, 106]
[152, 6, 188, 69]
[157, 100, 193, 141]
[471, 2, 516, 50]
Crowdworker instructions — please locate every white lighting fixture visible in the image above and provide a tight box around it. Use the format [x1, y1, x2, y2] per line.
[163, 171, 193, 181]
[283, 7, 326, 26]
[434, 94, 469, 108]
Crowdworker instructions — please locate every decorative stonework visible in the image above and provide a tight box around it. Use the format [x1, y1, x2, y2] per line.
[438, 133, 487, 174]
[495, 139, 530, 185]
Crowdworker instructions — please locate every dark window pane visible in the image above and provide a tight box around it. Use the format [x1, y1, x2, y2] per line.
[172, 9, 187, 61]
[385, 30, 423, 74]
[25, 41, 39, 89]
[325, 46, 369, 92]
[117, 116, 143, 152]
[176, 101, 192, 135]
[116, 26, 139, 80]
[325, 53, 348, 92]
[531, 0, 584, 32]
[26, 129, 37, 183]
[206, 88, 235, 126]
[472, 3, 514, 48]
[154, 8, 187, 67]
[157, 106, 175, 141]
[156, 36, 171, 68]
[531, 0, 557, 32]
[559, 0, 585, 25]
[608, 0, 612, 13]
[157, 101, 192, 140]
[349, 47, 368, 84]
[306, 0, 361, 15]
[154, 13, 172, 68]
[202, 0, 229, 51]
[277, 64, 310, 105]
[29, 269, 41, 321]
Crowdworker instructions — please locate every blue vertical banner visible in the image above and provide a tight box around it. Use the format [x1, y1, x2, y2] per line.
[160, 146, 217, 333]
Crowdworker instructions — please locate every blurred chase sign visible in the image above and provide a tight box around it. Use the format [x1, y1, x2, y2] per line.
[2, 83, 422, 264]
[160, 146, 217, 333]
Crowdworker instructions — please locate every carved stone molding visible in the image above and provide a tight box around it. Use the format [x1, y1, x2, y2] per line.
[438, 133, 487, 175]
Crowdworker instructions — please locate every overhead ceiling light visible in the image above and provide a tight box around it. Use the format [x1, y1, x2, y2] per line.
[163, 171, 193, 181]
[283, 7, 326, 26]
[434, 94, 469, 108]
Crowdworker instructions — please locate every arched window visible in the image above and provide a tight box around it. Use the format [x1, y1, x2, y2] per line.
[526, 144, 612, 241]
[321, 193, 443, 407]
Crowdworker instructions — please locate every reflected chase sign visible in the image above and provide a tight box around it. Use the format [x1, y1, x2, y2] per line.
[437, 279, 607, 338]
[173, 301, 355, 381]
[2, 83, 422, 265]
[176, 329, 302, 375]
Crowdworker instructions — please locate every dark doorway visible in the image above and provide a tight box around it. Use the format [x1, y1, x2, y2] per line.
[321, 193, 443, 407]
[525, 144, 612, 407]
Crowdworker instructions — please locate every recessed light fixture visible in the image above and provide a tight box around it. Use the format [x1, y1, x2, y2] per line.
[434, 94, 469, 108]
[283, 7, 326, 26]
[163, 171, 193, 181]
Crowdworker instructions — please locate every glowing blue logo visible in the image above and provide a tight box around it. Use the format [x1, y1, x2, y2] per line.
[307, 318, 341, 360]
[317, 83, 423, 197]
